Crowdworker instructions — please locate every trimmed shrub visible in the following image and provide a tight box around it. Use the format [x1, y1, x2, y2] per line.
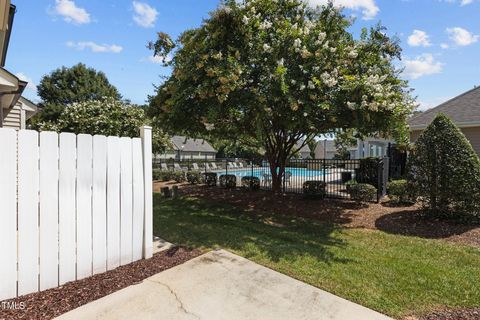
[219, 174, 237, 188]
[345, 179, 357, 193]
[241, 176, 260, 190]
[387, 179, 414, 204]
[153, 169, 173, 182]
[355, 158, 379, 187]
[348, 183, 377, 202]
[172, 171, 186, 183]
[409, 113, 480, 219]
[186, 171, 202, 184]
[303, 181, 327, 199]
[202, 172, 218, 187]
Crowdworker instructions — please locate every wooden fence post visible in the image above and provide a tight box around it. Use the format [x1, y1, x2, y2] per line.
[140, 126, 153, 259]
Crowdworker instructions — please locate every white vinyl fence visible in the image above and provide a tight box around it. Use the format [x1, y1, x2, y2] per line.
[0, 126, 153, 301]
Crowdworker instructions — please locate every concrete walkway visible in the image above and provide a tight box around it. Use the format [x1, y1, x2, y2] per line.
[56, 250, 393, 320]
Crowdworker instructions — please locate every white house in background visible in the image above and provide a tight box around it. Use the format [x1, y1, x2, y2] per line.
[0, 1, 38, 129]
[156, 135, 217, 160]
[314, 138, 391, 159]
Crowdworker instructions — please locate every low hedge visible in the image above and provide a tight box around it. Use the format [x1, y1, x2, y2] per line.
[241, 176, 260, 191]
[348, 183, 377, 202]
[345, 179, 357, 193]
[387, 179, 415, 204]
[153, 169, 173, 182]
[186, 171, 202, 184]
[303, 181, 326, 199]
[202, 172, 218, 187]
[172, 171, 186, 183]
[219, 174, 237, 188]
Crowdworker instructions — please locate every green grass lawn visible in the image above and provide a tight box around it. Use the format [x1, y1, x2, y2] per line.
[153, 194, 480, 319]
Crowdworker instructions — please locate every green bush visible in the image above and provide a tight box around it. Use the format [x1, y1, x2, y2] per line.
[355, 158, 379, 187]
[172, 171, 186, 183]
[303, 181, 327, 199]
[153, 169, 173, 182]
[219, 174, 237, 188]
[202, 172, 218, 187]
[387, 179, 415, 204]
[348, 183, 377, 202]
[409, 113, 480, 219]
[345, 179, 357, 193]
[241, 176, 260, 190]
[186, 171, 202, 184]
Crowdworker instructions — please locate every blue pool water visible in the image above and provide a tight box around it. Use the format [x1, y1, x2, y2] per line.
[225, 167, 328, 178]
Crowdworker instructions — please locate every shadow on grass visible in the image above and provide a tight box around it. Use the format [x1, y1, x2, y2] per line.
[375, 209, 479, 239]
[178, 185, 368, 225]
[153, 194, 351, 265]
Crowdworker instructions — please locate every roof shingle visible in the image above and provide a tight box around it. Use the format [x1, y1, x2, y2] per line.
[409, 86, 480, 128]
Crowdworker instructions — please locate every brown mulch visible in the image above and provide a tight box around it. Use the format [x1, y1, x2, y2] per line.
[0, 247, 202, 320]
[412, 308, 480, 320]
[153, 181, 480, 248]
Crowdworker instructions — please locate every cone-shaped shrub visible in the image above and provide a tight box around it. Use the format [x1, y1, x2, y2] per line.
[409, 113, 480, 219]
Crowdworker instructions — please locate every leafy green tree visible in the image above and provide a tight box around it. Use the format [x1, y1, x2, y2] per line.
[29, 63, 122, 129]
[148, 0, 414, 192]
[36, 97, 171, 153]
[212, 137, 263, 159]
[38, 63, 121, 105]
[409, 113, 480, 219]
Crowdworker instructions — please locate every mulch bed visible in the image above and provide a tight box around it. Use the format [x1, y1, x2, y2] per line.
[0, 247, 202, 320]
[154, 181, 480, 248]
[416, 308, 480, 320]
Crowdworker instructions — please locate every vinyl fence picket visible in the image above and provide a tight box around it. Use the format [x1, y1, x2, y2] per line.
[17, 130, 40, 296]
[92, 135, 107, 274]
[76, 134, 93, 280]
[106, 136, 121, 270]
[0, 128, 18, 300]
[39, 131, 59, 291]
[0, 127, 151, 300]
[120, 137, 133, 265]
[58, 133, 77, 285]
[132, 138, 144, 261]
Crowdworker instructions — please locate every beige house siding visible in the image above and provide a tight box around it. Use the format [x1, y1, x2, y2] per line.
[2, 104, 21, 129]
[410, 127, 480, 156]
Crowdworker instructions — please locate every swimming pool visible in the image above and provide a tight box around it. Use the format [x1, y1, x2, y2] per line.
[225, 167, 329, 179]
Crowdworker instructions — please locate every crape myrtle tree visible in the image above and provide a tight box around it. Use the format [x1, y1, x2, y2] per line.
[148, 0, 415, 193]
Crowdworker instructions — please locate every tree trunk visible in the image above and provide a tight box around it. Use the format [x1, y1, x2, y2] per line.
[266, 147, 288, 194]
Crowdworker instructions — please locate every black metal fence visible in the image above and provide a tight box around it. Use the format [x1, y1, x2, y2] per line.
[153, 157, 389, 202]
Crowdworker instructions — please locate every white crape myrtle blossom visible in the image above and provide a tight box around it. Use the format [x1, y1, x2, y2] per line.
[259, 20, 272, 30]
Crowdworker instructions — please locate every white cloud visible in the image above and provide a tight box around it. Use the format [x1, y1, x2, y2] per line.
[446, 27, 479, 46]
[440, 43, 449, 49]
[439, 0, 476, 5]
[307, 0, 379, 20]
[53, 0, 91, 25]
[67, 41, 123, 53]
[146, 54, 172, 64]
[132, 1, 158, 28]
[402, 54, 444, 79]
[15, 72, 37, 91]
[407, 30, 431, 47]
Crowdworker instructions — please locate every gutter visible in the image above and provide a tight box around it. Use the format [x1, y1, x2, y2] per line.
[409, 121, 480, 131]
[1, 4, 15, 67]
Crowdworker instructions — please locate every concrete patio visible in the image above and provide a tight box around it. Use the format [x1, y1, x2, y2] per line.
[56, 250, 393, 320]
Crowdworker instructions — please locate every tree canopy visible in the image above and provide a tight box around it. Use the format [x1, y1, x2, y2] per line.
[29, 63, 123, 129]
[36, 97, 171, 153]
[148, 0, 415, 191]
[37, 63, 121, 105]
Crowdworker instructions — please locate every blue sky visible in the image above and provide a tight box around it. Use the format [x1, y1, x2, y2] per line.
[8, 0, 480, 111]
